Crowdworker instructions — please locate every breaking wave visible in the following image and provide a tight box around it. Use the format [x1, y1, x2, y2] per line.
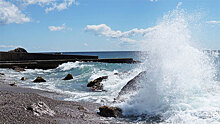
[117, 5, 220, 124]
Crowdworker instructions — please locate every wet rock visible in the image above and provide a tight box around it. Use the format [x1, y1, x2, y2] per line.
[90, 84, 105, 92]
[62, 73, 73, 80]
[77, 105, 89, 112]
[9, 82, 17, 86]
[12, 66, 25, 72]
[21, 77, 27, 81]
[33, 76, 46, 83]
[116, 71, 147, 101]
[8, 47, 28, 53]
[87, 76, 108, 91]
[98, 106, 122, 118]
[114, 72, 119, 75]
[87, 76, 108, 87]
[27, 101, 55, 116]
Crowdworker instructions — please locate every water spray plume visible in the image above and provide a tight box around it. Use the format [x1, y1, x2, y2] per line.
[118, 4, 220, 123]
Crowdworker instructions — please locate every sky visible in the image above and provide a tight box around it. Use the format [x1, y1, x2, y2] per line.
[0, 0, 220, 52]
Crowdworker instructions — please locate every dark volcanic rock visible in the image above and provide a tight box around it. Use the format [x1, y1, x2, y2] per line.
[33, 76, 46, 83]
[62, 73, 73, 80]
[21, 77, 27, 81]
[9, 82, 17, 86]
[116, 71, 147, 100]
[87, 76, 108, 87]
[12, 67, 25, 72]
[98, 106, 122, 118]
[8, 47, 28, 53]
[90, 84, 104, 92]
[87, 76, 108, 91]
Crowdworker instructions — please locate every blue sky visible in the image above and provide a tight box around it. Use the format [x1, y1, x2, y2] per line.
[0, 0, 220, 52]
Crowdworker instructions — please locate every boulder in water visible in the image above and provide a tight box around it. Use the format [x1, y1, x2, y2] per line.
[87, 76, 108, 91]
[98, 106, 122, 118]
[8, 47, 28, 53]
[62, 73, 73, 80]
[9, 82, 17, 86]
[115, 71, 147, 101]
[87, 76, 108, 87]
[33, 76, 46, 83]
[21, 77, 27, 81]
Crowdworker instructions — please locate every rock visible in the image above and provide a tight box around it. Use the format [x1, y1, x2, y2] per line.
[26, 101, 55, 116]
[98, 106, 122, 118]
[33, 76, 46, 83]
[9, 82, 17, 86]
[21, 77, 27, 81]
[116, 71, 147, 101]
[8, 47, 28, 53]
[0, 73, 4, 76]
[62, 73, 73, 80]
[90, 84, 106, 92]
[87, 76, 108, 87]
[12, 66, 25, 72]
[77, 105, 89, 112]
[114, 72, 119, 75]
[87, 76, 108, 92]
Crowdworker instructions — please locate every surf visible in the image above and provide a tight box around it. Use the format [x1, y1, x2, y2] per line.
[116, 3, 220, 123]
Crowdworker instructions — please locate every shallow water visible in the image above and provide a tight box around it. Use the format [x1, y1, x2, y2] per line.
[1, 49, 220, 123]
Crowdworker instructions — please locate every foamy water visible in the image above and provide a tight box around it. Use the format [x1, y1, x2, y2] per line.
[115, 5, 220, 124]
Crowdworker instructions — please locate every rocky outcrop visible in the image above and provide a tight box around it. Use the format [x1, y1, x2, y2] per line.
[116, 71, 147, 101]
[87, 76, 108, 87]
[98, 106, 122, 118]
[33, 77, 46, 83]
[62, 73, 73, 80]
[8, 47, 28, 53]
[87, 76, 108, 91]
[26, 101, 55, 116]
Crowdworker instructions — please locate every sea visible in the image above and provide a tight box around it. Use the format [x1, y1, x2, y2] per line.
[1, 7, 220, 124]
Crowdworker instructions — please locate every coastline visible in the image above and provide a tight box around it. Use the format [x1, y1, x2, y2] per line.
[0, 73, 125, 124]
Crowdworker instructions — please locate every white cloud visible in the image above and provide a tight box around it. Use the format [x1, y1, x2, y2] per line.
[206, 20, 220, 24]
[85, 24, 155, 43]
[48, 24, 72, 31]
[0, 45, 19, 48]
[45, 0, 79, 13]
[21, 0, 54, 5]
[0, 0, 30, 24]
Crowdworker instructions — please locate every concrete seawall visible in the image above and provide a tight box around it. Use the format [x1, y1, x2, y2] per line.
[0, 52, 98, 61]
[0, 52, 140, 69]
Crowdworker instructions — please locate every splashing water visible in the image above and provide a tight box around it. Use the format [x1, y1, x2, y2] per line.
[117, 7, 220, 123]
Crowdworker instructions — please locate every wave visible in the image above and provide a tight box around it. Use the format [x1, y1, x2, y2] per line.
[56, 61, 93, 71]
[116, 4, 220, 124]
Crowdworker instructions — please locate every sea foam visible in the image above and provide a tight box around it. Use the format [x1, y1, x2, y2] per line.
[117, 5, 220, 123]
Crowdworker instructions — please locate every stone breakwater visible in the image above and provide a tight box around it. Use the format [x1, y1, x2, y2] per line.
[0, 48, 140, 69]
